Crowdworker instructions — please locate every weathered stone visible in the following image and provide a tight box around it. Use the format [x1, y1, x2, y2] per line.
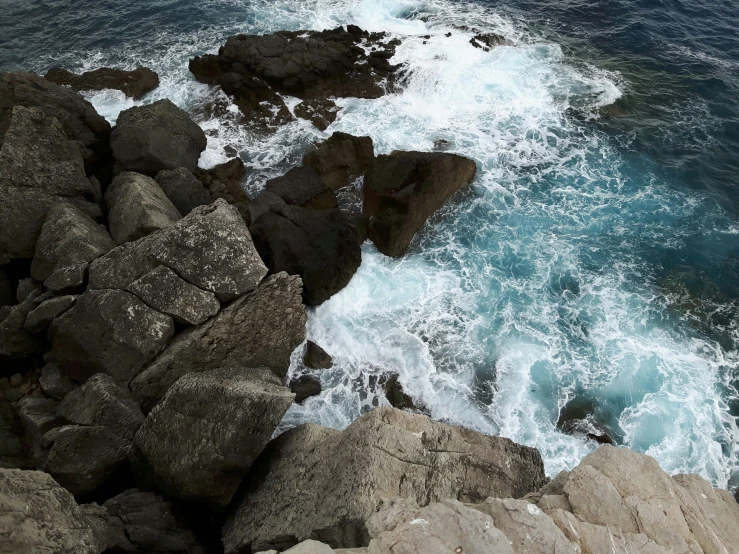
[15, 278, 41, 303]
[0, 269, 13, 307]
[249, 190, 286, 222]
[282, 540, 335, 554]
[23, 295, 76, 334]
[16, 397, 63, 463]
[469, 33, 512, 51]
[44, 262, 89, 293]
[266, 166, 338, 209]
[303, 132, 374, 190]
[155, 167, 213, 215]
[290, 375, 322, 403]
[0, 400, 27, 469]
[193, 158, 249, 221]
[105, 172, 182, 244]
[39, 363, 77, 400]
[45, 66, 160, 99]
[383, 373, 417, 411]
[294, 99, 340, 131]
[304, 340, 332, 369]
[0, 292, 44, 361]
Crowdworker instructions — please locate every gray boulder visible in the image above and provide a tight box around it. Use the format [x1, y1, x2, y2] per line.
[23, 295, 76, 334]
[111, 99, 207, 175]
[105, 172, 182, 244]
[0, 291, 44, 361]
[16, 396, 63, 464]
[45, 66, 160, 99]
[266, 166, 337, 209]
[294, 98, 340, 131]
[131, 367, 294, 507]
[193, 158, 249, 217]
[49, 289, 174, 383]
[155, 167, 213, 215]
[249, 190, 287, 222]
[39, 363, 78, 400]
[303, 132, 374, 190]
[45, 262, 90, 293]
[222, 406, 546, 552]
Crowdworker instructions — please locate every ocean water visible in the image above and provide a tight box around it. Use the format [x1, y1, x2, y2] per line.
[3, 0, 738, 486]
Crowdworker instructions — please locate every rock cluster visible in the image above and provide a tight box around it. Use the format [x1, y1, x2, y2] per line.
[45, 66, 160, 99]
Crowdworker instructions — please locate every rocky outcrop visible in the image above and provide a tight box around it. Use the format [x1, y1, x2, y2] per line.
[303, 132, 374, 190]
[266, 166, 338, 209]
[23, 294, 76, 333]
[39, 363, 77, 400]
[193, 158, 250, 221]
[363, 151, 476, 257]
[155, 167, 213, 215]
[0, 291, 45, 362]
[250, 205, 361, 305]
[45, 66, 160, 99]
[469, 32, 512, 51]
[223, 406, 546, 552]
[294, 99, 340, 131]
[304, 341, 333, 369]
[289, 374, 322, 403]
[131, 367, 294, 507]
[110, 99, 207, 175]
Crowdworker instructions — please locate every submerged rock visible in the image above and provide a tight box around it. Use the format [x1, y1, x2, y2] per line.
[303, 132, 374, 191]
[45, 66, 160, 99]
[469, 33, 512, 51]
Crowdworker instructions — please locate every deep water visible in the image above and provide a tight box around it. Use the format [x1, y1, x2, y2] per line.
[2, 0, 738, 486]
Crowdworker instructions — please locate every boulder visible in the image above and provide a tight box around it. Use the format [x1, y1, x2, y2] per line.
[363, 151, 476, 257]
[250, 205, 361, 305]
[126, 265, 220, 326]
[45, 66, 160, 99]
[49, 289, 175, 383]
[469, 33, 512, 52]
[193, 158, 249, 221]
[303, 132, 374, 190]
[249, 190, 286, 222]
[131, 367, 294, 507]
[0, 291, 44, 361]
[16, 278, 41, 303]
[45, 262, 89, 293]
[155, 167, 213, 215]
[0, 400, 27, 468]
[556, 396, 616, 445]
[304, 340, 332, 369]
[0, 468, 102, 554]
[383, 373, 417, 411]
[105, 172, 182, 244]
[222, 406, 546, 552]
[39, 363, 77, 400]
[131, 273, 306, 410]
[23, 294, 76, 333]
[289, 375, 322, 403]
[266, 166, 338, 209]
[110, 99, 207, 175]
[0, 269, 14, 307]
[294, 99, 340, 131]
[16, 396, 63, 464]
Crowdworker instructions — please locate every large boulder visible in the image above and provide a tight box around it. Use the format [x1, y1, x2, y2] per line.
[363, 151, 476, 257]
[131, 367, 294, 507]
[155, 167, 213, 215]
[303, 132, 374, 190]
[131, 273, 306, 410]
[222, 406, 546, 552]
[45, 66, 160, 99]
[0, 468, 102, 553]
[250, 204, 361, 305]
[266, 166, 337, 209]
[110, 99, 207, 175]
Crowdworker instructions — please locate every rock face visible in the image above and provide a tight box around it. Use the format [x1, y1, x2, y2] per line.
[45, 66, 160, 99]
[223, 406, 546, 552]
[363, 151, 476, 257]
[266, 166, 338, 209]
[110, 99, 207, 175]
[0, 468, 101, 554]
[131, 367, 294, 507]
[155, 167, 213, 215]
[105, 172, 182, 244]
[250, 205, 361, 305]
[303, 132, 374, 190]
[131, 273, 306, 410]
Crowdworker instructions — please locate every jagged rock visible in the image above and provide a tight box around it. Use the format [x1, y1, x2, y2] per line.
[45, 262, 89, 293]
[127, 266, 220, 326]
[304, 340, 332, 369]
[0, 290, 44, 361]
[49, 289, 175, 383]
[155, 167, 213, 215]
[58, 373, 144, 441]
[294, 99, 340, 131]
[0, 400, 27, 468]
[16, 279, 41, 304]
[556, 395, 616, 445]
[0, 468, 102, 553]
[111, 99, 207, 175]
[249, 190, 287, 222]
[23, 295, 76, 333]
[131, 273, 306, 410]
[383, 373, 417, 411]
[0, 269, 13, 307]
[250, 205, 361, 305]
[30, 203, 115, 285]
[131, 367, 294, 507]
[105, 172, 182, 244]
[193, 158, 249, 221]
[303, 132, 374, 190]
[43, 424, 129, 496]
[17, 396, 63, 463]
[363, 151, 476, 257]
[0, 106, 101, 263]
[45, 66, 160, 99]
[266, 166, 338, 209]
[469, 33, 512, 52]
[223, 406, 546, 552]
[289, 375, 322, 403]
[39, 363, 77, 400]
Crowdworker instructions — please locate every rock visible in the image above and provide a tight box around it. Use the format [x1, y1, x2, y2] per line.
[49, 289, 175, 383]
[0, 400, 27, 468]
[0, 269, 13, 307]
[23, 294, 76, 333]
[283, 540, 335, 554]
[130, 273, 306, 410]
[556, 395, 616, 445]
[39, 363, 77, 400]
[290, 375, 322, 403]
[469, 33, 511, 52]
[250, 205, 361, 305]
[16, 279, 40, 304]
[266, 166, 338, 209]
[294, 99, 340, 131]
[105, 172, 182, 244]
[193, 158, 249, 220]
[131, 367, 294, 507]
[303, 132, 374, 190]
[17, 396, 63, 463]
[304, 341, 332, 369]
[127, 265, 220, 326]
[0, 468, 102, 553]
[30, 203, 115, 285]
[383, 373, 417, 411]
[155, 167, 213, 215]
[249, 190, 286, 222]
[58, 373, 144, 441]
[45, 262, 89, 293]
[363, 151, 476, 257]
[223, 406, 546, 552]
[43, 424, 130, 496]
[45, 66, 160, 99]
[110, 99, 207, 175]
[0, 106, 102, 263]
[0, 292, 44, 361]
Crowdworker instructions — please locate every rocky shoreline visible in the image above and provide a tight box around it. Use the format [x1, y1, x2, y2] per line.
[0, 24, 737, 554]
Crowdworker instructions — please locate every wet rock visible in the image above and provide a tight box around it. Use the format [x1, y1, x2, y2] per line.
[105, 172, 182, 244]
[266, 166, 338, 210]
[39, 363, 77, 400]
[304, 340, 332, 369]
[45, 66, 160, 99]
[556, 396, 617, 446]
[383, 373, 417, 411]
[193, 158, 250, 220]
[294, 99, 341, 131]
[155, 167, 213, 215]
[469, 33, 512, 51]
[289, 375, 322, 403]
[111, 99, 207, 175]
[363, 151, 476, 257]
[0, 400, 27, 468]
[132, 367, 294, 507]
[250, 205, 361, 305]
[303, 132, 374, 190]
[23, 295, 76, 333]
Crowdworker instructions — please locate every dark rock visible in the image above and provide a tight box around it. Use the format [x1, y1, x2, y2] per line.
[249, 190, 286, 222]
[0, 291, 44, 362]
[105, 172, 182, 244]
[17, 396, 63, 463]
[294, 98, 340, 131]
[290, 375, 322, 403]
[304, 341, 332, 369]
[383, 373, 417, 411]
[15, 278, 41, 303]
[303, 132, 374, 190]
[556, 396, 617, 446]
[131, 367, 294, 507]
[45, 66, 160, 99]
[131, 273, 306, 410]
[469, 33, 512, 51]
[0, 400, 27, 468]
[111, 99, 207, 175]
[44, 263, 89, 293]
[266, 166, 338, 209]
[193, 158, 249, 221]
[0, 269, 13, 307]
[155, 167, 213, 215]
[250, 205, 361, 306]
[39, 363, 78, 400]
[49, 289, 175, 383]
[23, 295, 76, 334]
[363, 151, 476, 257]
